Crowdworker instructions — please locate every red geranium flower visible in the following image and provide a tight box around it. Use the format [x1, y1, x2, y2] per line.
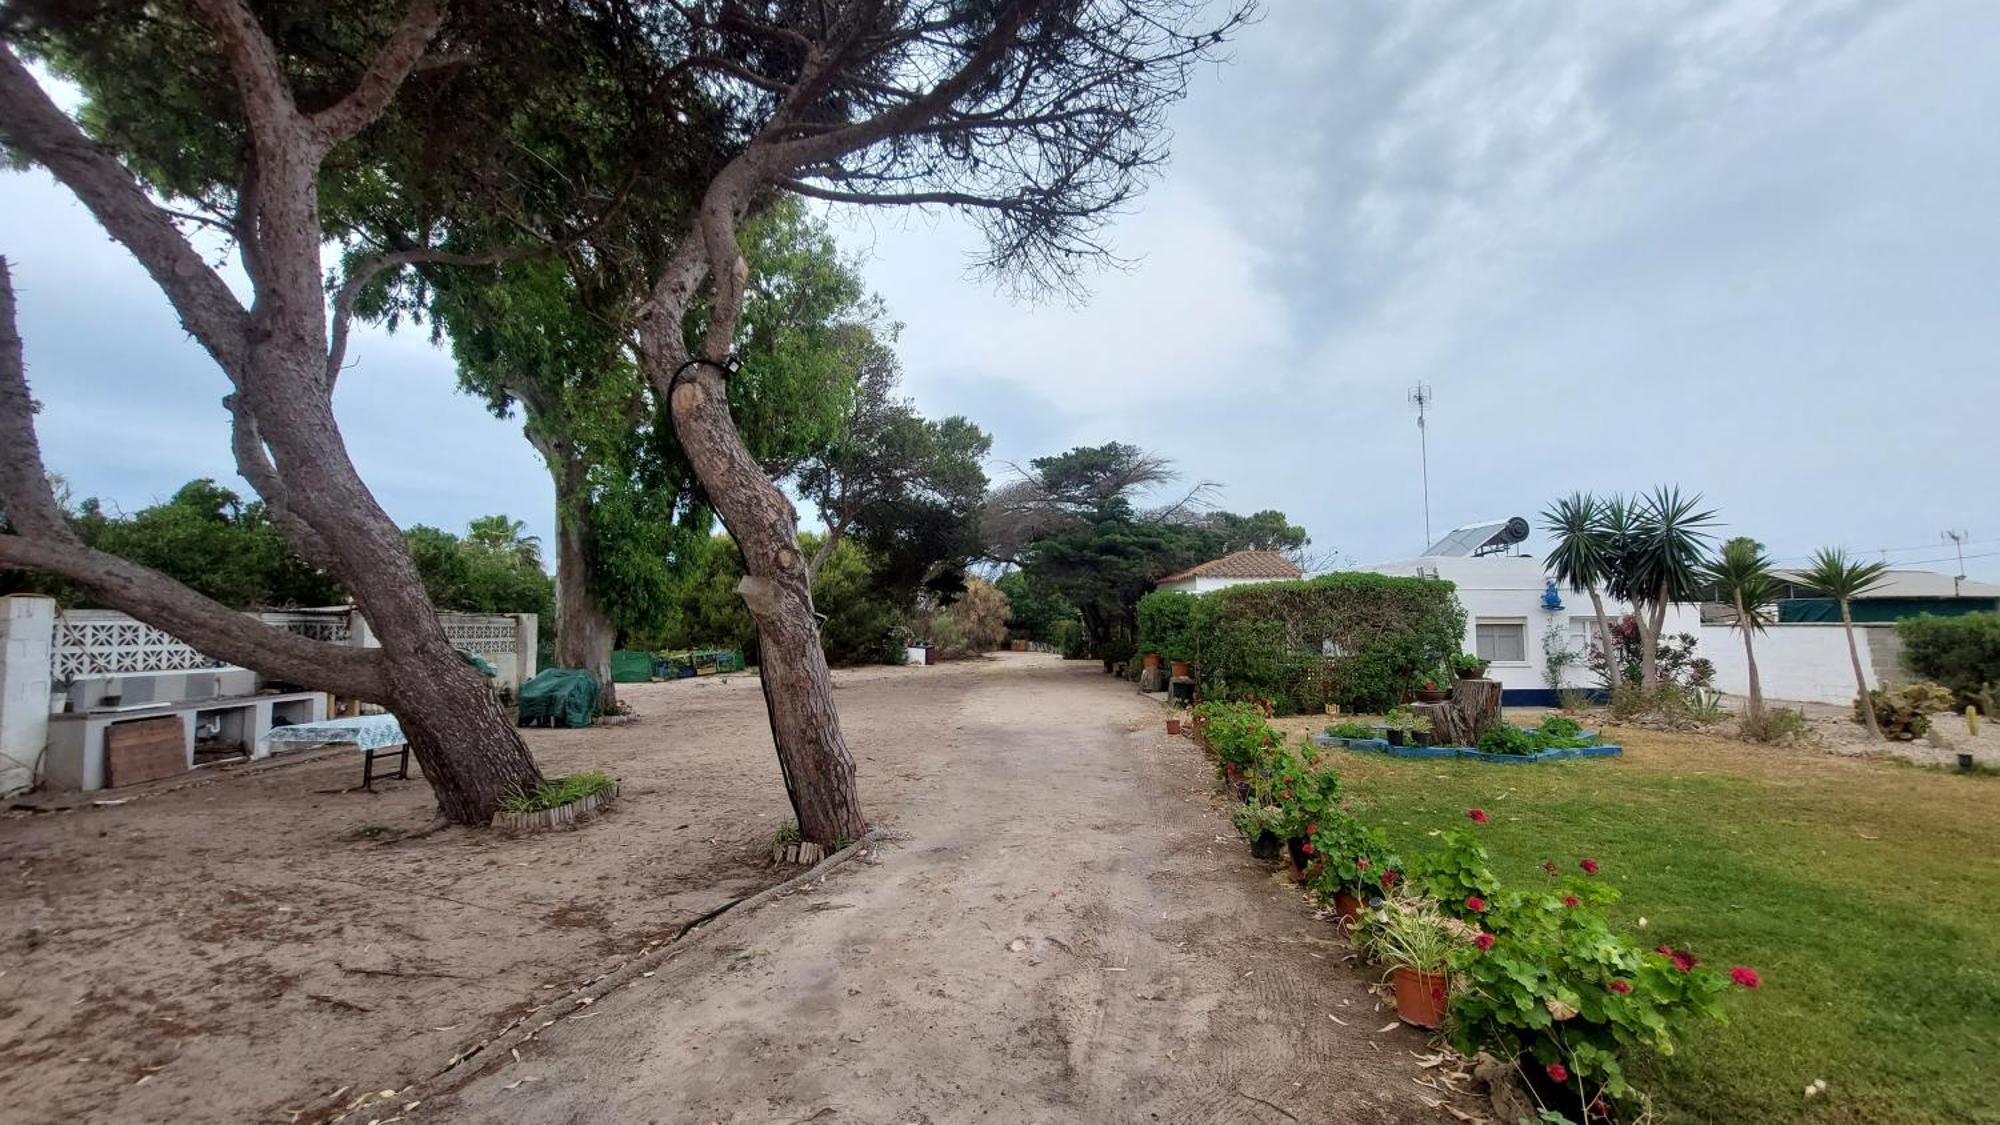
[1301, 842, 1315, 855]
[1562, 895, 1580, 908]
[1355, 857, 1370, 869]
[1608, 979, 1632, 994]
[1731, 966, 1762, 989]
[1580, 858, 1600, 875]
[1542, 861, 1560, 878]
[1657, 945, 1699, 972]
[1281, 790, 1293, 800]
[1545, 1063, 1569, 1083]
[1474, 932, 1495, 952]
[1381, 870, 1400, 887]
[1306, 824, 1318, 835]
[1465, 895, 1487, 913]
[1467, 808, 1490, 824]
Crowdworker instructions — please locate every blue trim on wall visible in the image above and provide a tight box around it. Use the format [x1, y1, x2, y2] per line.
[1501, 688, 1610, 707]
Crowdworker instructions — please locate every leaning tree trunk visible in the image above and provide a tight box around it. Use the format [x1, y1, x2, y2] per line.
[1734, 591, 1763, 723]
[383, 641, 546, 824]
[664, 365, 867, 846]
[251, 354, 545, 823]
[551, 460, 617, 712]
[1840, 599, 1881, 739]
[1587, 589, 1618, 694]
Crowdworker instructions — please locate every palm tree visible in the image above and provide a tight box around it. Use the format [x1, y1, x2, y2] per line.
[467, 515, 544, 570]
[1626, 487, 1718, 691]
[1796, 547, 1891, 739]
[1541, 492, 1620, 691]
[1704, 537, 1779, 724]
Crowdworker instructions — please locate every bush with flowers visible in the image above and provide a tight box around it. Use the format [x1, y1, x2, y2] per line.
[1193, 700, 1281, 779]
[1215, 755, 1760, 1120]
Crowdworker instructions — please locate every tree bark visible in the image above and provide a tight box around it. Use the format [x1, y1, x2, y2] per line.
[1586, 589, 1617, 694]
[1734, 591, 1763, 723]
[1638, 581, 1669, 692]
[1841, 599, 1881, 739]
[0, 16, 544, 824]
[666, 366, 866, 844]
[549, 456, 617, 712]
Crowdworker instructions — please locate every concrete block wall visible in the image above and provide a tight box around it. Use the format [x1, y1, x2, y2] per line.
[0, 595, 56, 796]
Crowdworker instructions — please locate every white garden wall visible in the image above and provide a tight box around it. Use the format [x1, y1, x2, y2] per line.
[1700, 622, 1891, 706]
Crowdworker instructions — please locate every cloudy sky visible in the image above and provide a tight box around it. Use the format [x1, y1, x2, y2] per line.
[4, 0, 1997, 579]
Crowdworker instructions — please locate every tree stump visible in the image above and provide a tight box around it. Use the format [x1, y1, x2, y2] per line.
[1413, 679, 1503, 746]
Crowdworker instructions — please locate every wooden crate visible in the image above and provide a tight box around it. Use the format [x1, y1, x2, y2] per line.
[105, 717, 187, 787]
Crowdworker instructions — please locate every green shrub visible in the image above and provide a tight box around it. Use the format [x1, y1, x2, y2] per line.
[500, 771, 615, 814]
[1049, 618, 1087, 659]
[1186, 572, 1464, 715]
[1478, 724, 1542, 756]
[1898, 612, 2000, 709]
[1738, 706, 1811, 745]
[1324, 720, 1377, 740]
[1135, 590, 1200, 663]
[1856, 682, 1957, 740]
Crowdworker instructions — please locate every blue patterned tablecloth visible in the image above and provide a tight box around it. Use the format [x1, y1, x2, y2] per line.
[261, 713, 406, 750]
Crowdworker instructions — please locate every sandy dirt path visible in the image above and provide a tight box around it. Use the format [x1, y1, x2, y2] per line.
[431, 654, 1449, 1124]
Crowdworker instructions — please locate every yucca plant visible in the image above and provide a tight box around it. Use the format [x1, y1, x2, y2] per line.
[1541, 492, 1620, 691]
[1797, 548, 1892, 739]
[1627, 487, 1718, 691]
[1704, 537, 1779, 724]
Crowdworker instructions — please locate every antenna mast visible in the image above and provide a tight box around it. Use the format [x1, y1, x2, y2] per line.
[1944, 529, 1969, 597]
[1409, 383, 1433, 550]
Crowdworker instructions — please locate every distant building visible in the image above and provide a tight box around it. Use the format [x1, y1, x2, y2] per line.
[1767, 570, 2000, 623]
[1360, 518, 1702, 706]
[1153, 550, 1302, 595]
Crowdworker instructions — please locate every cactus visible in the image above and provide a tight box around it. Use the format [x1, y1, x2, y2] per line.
[1855, 682, 1957, 741]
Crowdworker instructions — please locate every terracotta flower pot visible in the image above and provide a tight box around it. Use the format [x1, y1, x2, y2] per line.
[1142, 652, 1161, 671]
[1333, 889, 1362, 925]
[1415, 688, 1450, 703]
[1391, 966, 1449, 1028]
[1170, 660, 1191, 679]
[1165, 718, 1183, 735]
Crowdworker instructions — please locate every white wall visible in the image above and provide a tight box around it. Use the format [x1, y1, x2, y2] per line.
[0, 595, 55, 796]
[1155, 575, 1289, 595]
[1358, 555, 1703, 702]
[1701, 622, 1885, 706]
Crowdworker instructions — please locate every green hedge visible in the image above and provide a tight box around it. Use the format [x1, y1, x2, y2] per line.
[1898, 611, 2000, 708]
[1136, 590, 1200, 662]
[1187, 572, 1464, 715]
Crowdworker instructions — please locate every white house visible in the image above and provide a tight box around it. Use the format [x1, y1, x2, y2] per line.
[1154, 550, 1302, 594]
[1359, 518, 1702, 706]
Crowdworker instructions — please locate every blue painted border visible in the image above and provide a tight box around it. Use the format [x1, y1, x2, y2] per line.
[1312, 732, 1623, 764]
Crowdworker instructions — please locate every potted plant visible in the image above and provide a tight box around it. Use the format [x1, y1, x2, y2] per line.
[1450, 653, 1489, 680]
[1142, 651, 1162, 672]
[1383, 707, 1432, 748]
[1357, 896, 1460, 1028]
[1232, 804, 1286, 861]
[1414, 677, 1451, 704]
[1165, 715, 1183, 736]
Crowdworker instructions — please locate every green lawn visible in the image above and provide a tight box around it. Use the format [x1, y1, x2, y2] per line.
[1308, 723, 2000, 1124]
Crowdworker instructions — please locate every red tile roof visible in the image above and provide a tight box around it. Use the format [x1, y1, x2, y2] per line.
[1157, 550, 1303, 585]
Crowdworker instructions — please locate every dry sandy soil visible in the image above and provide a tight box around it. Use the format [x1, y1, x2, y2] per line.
[1, 654, 1461, 1125]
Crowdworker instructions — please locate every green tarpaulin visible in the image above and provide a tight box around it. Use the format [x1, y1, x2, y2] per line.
[518, 668, 599, 728]
[611, 650, 656, 683]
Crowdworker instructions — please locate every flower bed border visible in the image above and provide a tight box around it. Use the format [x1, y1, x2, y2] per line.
[492, 781, 621, 832]
[1311, 734, 1622, 763]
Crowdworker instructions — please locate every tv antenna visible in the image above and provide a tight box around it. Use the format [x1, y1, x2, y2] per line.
[1944, 529, 1970, 596]
[1409, 383, 1434, 549]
